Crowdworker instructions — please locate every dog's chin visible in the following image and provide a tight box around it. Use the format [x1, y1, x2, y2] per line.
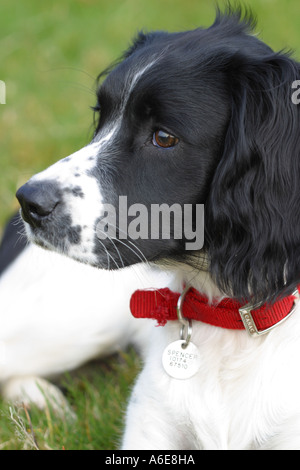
[24, 226, 132, 272]
[23, 222, 94, 267]
[24, 224, 58, 256]
[22, 217, 197, 273]
[22, 222, 44, 249]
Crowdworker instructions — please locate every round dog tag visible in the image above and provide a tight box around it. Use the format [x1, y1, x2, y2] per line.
[162, 340, 201, 379]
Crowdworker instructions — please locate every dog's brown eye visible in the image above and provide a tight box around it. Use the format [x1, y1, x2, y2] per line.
[153, 130, 179, 148]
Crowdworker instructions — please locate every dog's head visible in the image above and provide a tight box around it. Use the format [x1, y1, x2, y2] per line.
[17, 7, 300, 302]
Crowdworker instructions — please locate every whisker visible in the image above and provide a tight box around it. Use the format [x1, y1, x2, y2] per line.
[107, 222, 151, 267]
[106, 236, 125, 268]
[96, 228, 120, 269]
[105, 230, 163, 288]
[16, 230, 29, 245]
[10, 213, 30, 249]
[12, 217, 21, 227]
[56, 81, 96, 97]
[97, 237, 111, 270]
[111, 236, 148, 266]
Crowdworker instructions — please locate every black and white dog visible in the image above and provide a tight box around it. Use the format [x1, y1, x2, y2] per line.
[12, 7, 300, 449]
[0, 215, 168, 409]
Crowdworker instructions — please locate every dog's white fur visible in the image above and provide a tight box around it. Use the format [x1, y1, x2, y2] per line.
[2, 243, 300, 448]
[122, 270, 300, 450]
[0, 243, 170, 408]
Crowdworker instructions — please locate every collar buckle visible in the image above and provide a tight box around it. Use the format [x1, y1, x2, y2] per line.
[239, 289, 300, 337]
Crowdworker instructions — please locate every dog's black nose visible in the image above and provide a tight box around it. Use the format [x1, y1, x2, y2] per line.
[16, 181, 60, 227]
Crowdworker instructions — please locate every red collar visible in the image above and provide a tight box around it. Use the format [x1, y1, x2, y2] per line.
[130, 286, 300, 337]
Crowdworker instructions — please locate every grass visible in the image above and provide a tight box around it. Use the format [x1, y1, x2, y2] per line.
[1, 0, 300, 451]
[0, 349, 141, 450]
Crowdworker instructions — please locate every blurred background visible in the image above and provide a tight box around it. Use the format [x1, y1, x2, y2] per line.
[1, 0, 300, 231]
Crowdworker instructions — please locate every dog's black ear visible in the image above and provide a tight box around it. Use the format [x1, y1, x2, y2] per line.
[207, 51, 300, 302]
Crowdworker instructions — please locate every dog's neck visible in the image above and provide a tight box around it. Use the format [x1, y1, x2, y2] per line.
[155, 258, 223, 303]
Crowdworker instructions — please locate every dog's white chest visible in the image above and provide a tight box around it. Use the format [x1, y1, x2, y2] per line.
[126, 315, 300, 450]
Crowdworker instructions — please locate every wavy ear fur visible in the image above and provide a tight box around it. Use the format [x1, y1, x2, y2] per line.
[207, 51, 300, 302]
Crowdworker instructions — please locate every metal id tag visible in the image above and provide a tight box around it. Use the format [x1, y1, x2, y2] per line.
[162, 340, 201, 379]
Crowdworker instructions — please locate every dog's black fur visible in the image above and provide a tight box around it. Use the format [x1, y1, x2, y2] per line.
[16, 6, 300, 305]
[0, 214, 27, 276]
[92, 7, 300, 303]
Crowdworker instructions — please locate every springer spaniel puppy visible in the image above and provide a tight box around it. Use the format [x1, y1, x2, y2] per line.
[16, 7, 300, 449]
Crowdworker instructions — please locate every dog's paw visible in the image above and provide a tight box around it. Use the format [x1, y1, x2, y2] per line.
[1, 376, 75, 419]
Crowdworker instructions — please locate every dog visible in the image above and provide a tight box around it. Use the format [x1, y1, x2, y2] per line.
[0, 214, 171, 408]
[15, 6, 300, 449]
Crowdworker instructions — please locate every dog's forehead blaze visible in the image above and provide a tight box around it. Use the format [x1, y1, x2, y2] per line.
[100, 56, 160, 109]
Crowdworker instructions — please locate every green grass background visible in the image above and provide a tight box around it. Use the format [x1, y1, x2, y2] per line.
[0, 0, 300, 450]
